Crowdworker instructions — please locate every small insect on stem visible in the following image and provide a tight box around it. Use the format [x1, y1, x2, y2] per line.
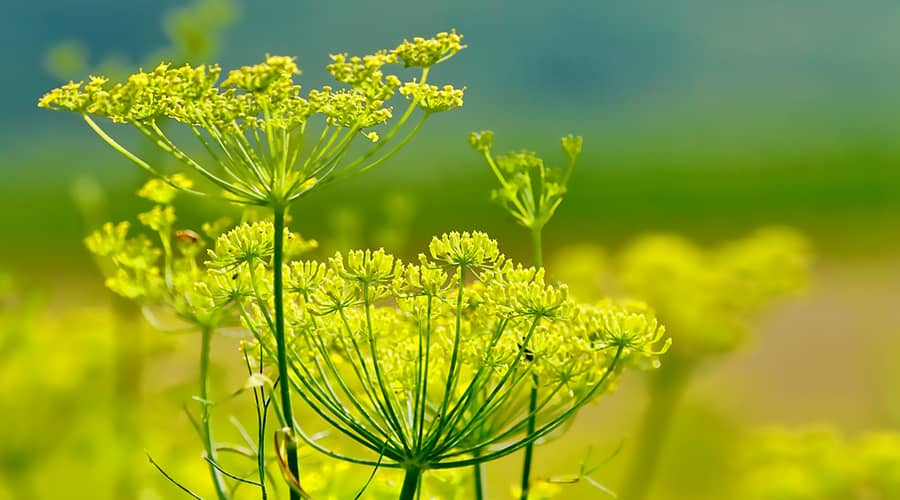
[517, 341, 534, 362]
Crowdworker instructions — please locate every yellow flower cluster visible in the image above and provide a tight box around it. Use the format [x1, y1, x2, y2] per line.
[221, 230, 667, 470]
[400, 82, 465, 113]
[39, 31, 466, 207]
[393, 30, 466, 68]
[617, 227, 810, 358]
[86, 180, 317, 329]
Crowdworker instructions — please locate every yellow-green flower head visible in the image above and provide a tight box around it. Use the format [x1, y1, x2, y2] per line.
[560, 134, 583, 163]
[41, 31, 466, 207]
[506, 280, 571, 319]
[736, 426, 900, 500]
[85, 222, 163, 300]
[315, 88, 392, 127]
[222, 55, 299, 97]
[715, 226, 811, 311]
[403, 263, 451, 297]
[589, 299, 670, 368]
[137, 205, 176, 233]
[39, 63, 223, 123]
[496, 150, 544, 174]
[207, 221, 275, 270]
[242, 230, 667, 471]
[136, 174, 194, 204]
[198, 268, 255, 308]
[285, 261, 327, 297]
[38, 81, 90, 111]
[84, 221, 130, 257]
[207, 221, 316, 270]
[400, 82, 465, 113]
[327, 50, 401, 102]
[468, 130, 494, 154]
[85, 207, 250, 330]
[472, 131, 583, 230]
[393, 29, 466, 68]
[86, 222, 161, 273]
[105, 267, 164, 300]
[617, 229, 810, 359]
[428, 231, 501, 269]
[330, 248, 401, 291]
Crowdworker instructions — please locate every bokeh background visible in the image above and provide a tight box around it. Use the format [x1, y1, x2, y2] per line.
[2, 1, 899, 498]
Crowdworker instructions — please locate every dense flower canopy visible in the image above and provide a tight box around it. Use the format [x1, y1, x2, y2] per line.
[39, 31, 466, 206]
[219, 230, 670, 469]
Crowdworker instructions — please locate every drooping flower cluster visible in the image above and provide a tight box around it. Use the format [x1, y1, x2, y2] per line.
[39, 31, 466, 206]
[212, 230, 667, 470]
[616, 227, 810, 358]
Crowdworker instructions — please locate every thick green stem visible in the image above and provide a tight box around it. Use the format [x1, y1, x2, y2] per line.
[199, 327, 229, 500]
[519, 375, 539, 500]
[620, 363, 692, 500]
[519, 226, 544, 500]
[273, 207, 301, 500]
[473, 453, 486, 500]
[398, 467, 422, 500]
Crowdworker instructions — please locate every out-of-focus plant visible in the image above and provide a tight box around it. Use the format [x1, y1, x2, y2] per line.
[546, 243, 607, 301]
[617, 228, 811, 500]
[738, 426, 900, 500]
[40, 30, 466, 498]
[43, 0, 237, 82]
[323, 193, 417, 256]
[0, 275, 143, 499]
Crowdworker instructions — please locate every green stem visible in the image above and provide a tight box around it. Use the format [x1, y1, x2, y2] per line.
[199, 327, 229, 500]
[620, 363, 692, 500]
[531, 226, 543, 269]
[473, 457, 486, 500]
[273, 207, 301, 500]
[519, 376, 539, 500]
[398, 467, 421, 500]
[519, 226, 544, 500]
